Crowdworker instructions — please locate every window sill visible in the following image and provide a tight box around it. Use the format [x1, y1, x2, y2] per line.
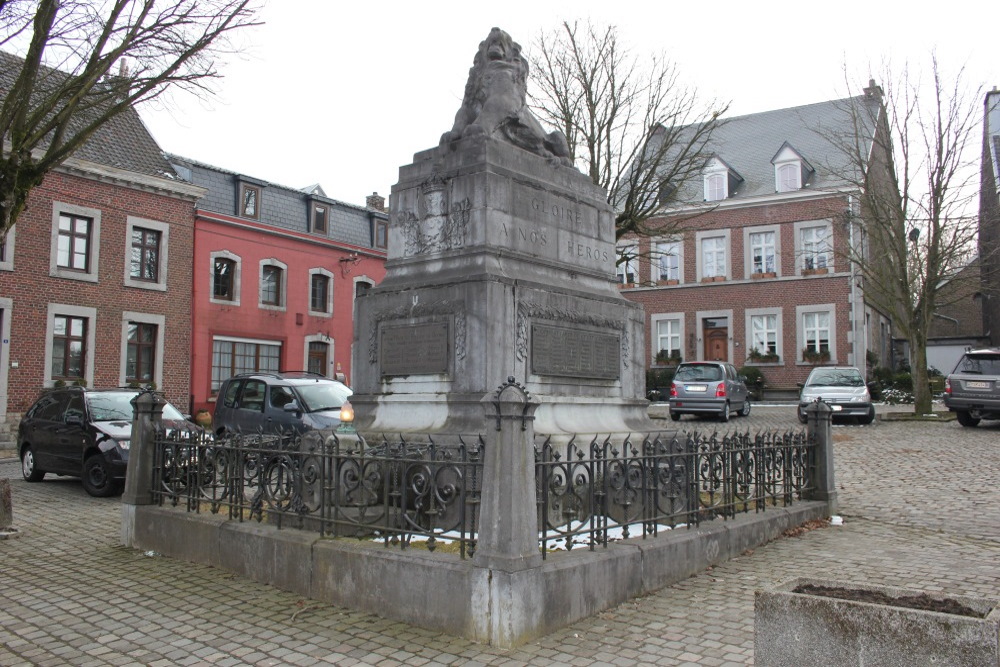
[801, 268, 829, 276]
[751, 272, 777, 280]
[701, 276, 726, 283]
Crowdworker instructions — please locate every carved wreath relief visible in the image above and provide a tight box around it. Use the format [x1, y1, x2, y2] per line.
[397, 177, 470, 257]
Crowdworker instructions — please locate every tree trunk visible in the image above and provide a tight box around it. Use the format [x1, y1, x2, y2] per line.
[910, 338, 933, 415]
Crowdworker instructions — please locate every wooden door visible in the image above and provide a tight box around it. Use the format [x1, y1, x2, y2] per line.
[704, 328, 728, 361]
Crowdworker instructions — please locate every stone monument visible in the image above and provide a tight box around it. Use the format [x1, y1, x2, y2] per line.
[351, 27, 651, 436]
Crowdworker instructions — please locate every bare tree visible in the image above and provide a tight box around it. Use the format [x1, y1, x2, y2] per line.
[0, 0, 261, 236]
[528, 21, 728, 244]
[828, 57, 983, 414]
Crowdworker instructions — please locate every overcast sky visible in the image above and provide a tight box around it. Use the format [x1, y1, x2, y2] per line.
[140, 0, 997, 209]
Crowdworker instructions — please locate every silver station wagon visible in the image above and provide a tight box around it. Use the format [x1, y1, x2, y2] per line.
[668, 361, 751, 422]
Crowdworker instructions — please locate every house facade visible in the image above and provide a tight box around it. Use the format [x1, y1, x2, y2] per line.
[980, 88, 1000, 347]
[166, 156, 388, 417]
[0, 84, 204, 432]
[620, 90, 892, 393]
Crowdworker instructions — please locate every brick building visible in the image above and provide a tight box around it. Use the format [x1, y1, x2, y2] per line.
[165, 156, 388, 417]
[0, 51, 205, 432]
[980, 88, 1000, 346]
[620, 89, 893, 395]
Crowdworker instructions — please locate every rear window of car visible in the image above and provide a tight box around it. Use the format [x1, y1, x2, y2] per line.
[953, 353, 1000, 375]
[674, 364, 724, 382]
[806, 369, 864, 387]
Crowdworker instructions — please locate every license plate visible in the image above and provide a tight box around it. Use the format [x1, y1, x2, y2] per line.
[966, 381, 990, 389]
[685, 385, 707, 392]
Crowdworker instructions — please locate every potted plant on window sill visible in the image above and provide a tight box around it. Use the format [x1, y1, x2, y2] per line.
[657, 279, 680, 286]
[747, 349, 780, 364]
[801, 348, 831, 364]
[751, 272, 777, 279]
[655, 349, 682, 367]
[802, 267, 829, 276]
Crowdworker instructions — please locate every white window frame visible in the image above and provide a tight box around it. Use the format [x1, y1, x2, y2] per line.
[653, 239, 682, 283]
[695, 308, 734, 362]
[124, 216, 169, 291]
[616, 242, 639, 285]
[744, 307, 783, 362]
[794, 220, 834, 274]
[775, 162, 801, 192]
[259, 259, 288, 311]
[696, 230, 730, 281]
[308, 268, 335, 317]
[209, 250, 242, 306]
[651, 313, 685, 362]
[211, 335, 282, 394]
[0, 297, 13, 419]
[50, 202, 101, 283]
[704, 172, 726, 201]
[44, 303, 97, 387]
[303, 334, 334, 377]
[744, 225, 780, 276]
[118, 312, 165, 388]
[0, 224, 15, 271]
[796, 304, 837, 363]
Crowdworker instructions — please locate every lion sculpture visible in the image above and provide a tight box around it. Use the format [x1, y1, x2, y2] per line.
[441, 27, 571, 165]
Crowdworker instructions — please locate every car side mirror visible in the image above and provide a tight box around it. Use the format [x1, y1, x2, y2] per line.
[65, 414, 84, 426]
[739, 375, 747, 382]
[283, 400, 302, 413]
[796, 383, 804, 389]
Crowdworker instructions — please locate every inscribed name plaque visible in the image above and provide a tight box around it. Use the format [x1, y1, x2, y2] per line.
[531, 323, 620, 380]
[381, 322, 450, 376]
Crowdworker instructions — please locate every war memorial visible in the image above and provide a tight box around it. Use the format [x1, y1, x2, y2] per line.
[120, 28, 837, 648]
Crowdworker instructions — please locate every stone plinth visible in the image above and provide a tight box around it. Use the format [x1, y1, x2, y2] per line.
[351, 134, 651, 436]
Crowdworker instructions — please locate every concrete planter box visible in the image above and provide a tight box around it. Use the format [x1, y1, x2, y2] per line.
[755, 578, 1000, 666]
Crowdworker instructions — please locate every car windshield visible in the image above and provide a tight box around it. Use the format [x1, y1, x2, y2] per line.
[294, 382, 353, 412]
[674, 365, 723, 382]
[86, 391, 186, 421]
[806, 370, 864, 387]
[953, 354, 1000, 375]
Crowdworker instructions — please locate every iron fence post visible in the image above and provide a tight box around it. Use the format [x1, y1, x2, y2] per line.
[804, 400, 837, 514]
[121, 390, 166, 547]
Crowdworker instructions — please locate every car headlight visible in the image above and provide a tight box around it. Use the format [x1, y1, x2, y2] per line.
[117, 439, 131, 450]
[853, 391, 870, 402]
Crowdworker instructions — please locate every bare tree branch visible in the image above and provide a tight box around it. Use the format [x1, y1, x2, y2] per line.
[0, 0, 262, 236]
[528, 20, 729, 247]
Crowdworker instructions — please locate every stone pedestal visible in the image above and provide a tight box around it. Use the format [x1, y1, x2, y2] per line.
[351, 134, 652, 436]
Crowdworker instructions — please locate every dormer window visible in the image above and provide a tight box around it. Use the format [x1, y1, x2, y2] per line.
[703, 156, 743, 202]
[772, 142, 814, 193]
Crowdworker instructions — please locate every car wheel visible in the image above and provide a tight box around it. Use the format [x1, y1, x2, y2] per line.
[718, 403, 730, 423]
[797, 408, 808, 424]
[859, 407, 875, 425]
[955, 410, 980, 428]
[739, 399, 751, 417]
[669, 411, 681, 422]
[81, 455, 119, 498]
[20, 445, 45, 482]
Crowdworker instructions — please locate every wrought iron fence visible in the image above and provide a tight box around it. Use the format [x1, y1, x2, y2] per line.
[535, 430, 814, 557]
[151, 429, 484, 558]
[151, 427, 813, 560]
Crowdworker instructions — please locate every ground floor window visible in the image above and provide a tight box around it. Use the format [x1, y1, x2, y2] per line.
[52, 314, 87, 381]
[802, 311, 831, 353]
[211, 337, 281, 393]
[656, 319, 682, 359]
[126, 322, 157, 384]
[750, 314, 778, 354]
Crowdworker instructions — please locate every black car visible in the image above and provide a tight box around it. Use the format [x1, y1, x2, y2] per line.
[18, 387, 195, 497]
[944, 348, 1000, 427]
[213, 371, 353, 436]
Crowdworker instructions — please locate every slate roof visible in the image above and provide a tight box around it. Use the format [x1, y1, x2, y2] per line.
[661, 94, 880, 203]
[165, 153, 386, 250]
[0, 50, 175, 180]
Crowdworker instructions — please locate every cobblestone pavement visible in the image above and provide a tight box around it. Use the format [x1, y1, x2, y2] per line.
[1, 406, 998, 666]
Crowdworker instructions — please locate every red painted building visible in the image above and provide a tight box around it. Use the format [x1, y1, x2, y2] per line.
[619, 89, 894, 395]
[166, 156, 387, 416]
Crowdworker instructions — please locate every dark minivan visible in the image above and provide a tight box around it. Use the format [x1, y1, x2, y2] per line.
[213, 372, 353, 436]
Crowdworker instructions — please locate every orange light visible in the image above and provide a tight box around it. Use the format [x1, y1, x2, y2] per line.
[339, 400, 355, 424]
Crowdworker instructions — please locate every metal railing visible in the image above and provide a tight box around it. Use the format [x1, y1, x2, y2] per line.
[151, 427, 813, 560]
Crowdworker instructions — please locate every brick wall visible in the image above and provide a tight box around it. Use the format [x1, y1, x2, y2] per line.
[0, 169, 196, 423]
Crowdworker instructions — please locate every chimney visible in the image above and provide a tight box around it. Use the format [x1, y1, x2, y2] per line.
[366, 191, 385, 212]
[863, 79, 883, 100]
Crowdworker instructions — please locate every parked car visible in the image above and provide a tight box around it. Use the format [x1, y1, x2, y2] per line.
[213, 372, 353, 436]
[668, 361, 751, 422]
[797, 366, 875, 425]
[944, 347, 1000, 427]
[18, 387, 197, 497]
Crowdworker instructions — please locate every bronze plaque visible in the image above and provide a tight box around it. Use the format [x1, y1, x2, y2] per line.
[531, 324, 620, 379]
[381, 322, 450, 376]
